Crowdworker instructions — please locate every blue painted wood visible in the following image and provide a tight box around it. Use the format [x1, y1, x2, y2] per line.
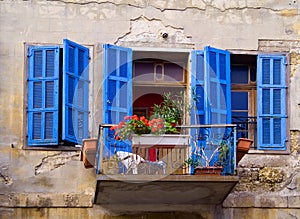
[191, 50, 205, 125]
[204, 46, 231, 125]
[103, 44, 132, 125]
[100, 44, 132, 173]
[62, 39, 89, 144]
[257, 55, 287, 150]
[191, 47, 233, 174]
[27, 46, 60, 146]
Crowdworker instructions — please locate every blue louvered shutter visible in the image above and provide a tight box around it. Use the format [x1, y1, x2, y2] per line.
[204, 46, 231, 124]
[191, 47, 231, 127]
[27, 46, 60, 146]
[103, 44, 132, 151]
[191, 47, 232, 173]
[103, 44, 132, 125]
[191, 50, 205, 125]
[257, 55, 287, 150]
[62, 39, 89, 144]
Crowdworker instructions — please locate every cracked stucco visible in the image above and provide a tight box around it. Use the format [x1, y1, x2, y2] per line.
[0, 172, 12, 185]
[44, 0, 298, 12]
[34, 152, 79, 175]
[115, 16, 192, 46]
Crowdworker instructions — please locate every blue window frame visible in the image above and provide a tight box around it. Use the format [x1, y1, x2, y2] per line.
[257, 55, 287, 150]
[27, 46, 60, 146]
[27, 39, 89, 146]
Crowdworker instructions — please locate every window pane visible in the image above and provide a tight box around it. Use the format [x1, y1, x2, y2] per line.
[250, 66, 256, 82]
[231, 66, 248, 84]
[231, 92, 248, 110]
[164, 63, 183, 81]
[134, 62, 154, 81]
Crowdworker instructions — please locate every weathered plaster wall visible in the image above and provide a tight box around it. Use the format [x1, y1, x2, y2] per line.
[1, 0, 300, 218]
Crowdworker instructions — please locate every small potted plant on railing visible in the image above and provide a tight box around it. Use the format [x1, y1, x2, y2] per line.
[110, 92, 191, 145]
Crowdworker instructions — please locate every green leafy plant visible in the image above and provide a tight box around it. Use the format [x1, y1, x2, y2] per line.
[151, 92, 191, 134]
[111, 92, 192, 140]
[186, 138, 230, 168]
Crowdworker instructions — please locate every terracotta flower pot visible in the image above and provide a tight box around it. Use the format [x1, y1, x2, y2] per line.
[194, 166, 223, 176]
[236, 138, 253, 164]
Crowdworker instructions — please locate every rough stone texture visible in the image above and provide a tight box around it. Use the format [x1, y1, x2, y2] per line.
[1, 0, 300, 218]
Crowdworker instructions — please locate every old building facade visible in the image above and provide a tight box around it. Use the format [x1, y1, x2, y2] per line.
[1, 0, 300, 218]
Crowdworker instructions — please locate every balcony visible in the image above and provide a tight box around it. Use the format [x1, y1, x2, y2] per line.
[93, 124, 240, 206]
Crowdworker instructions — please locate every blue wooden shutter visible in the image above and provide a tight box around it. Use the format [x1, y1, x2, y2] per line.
[27, 46, 60, 146]
[257, 55, 287, 150]
[191, 47, 231, 173]
[103, 44, 132, 125]
[62, 39, 89, 144]
[191, 47, 231, 125]
[191, 50, 205, 125]
[103, 44, 132, 152]
[204, 46, 231, 124]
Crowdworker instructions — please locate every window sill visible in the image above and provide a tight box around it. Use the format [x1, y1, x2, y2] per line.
[247, 148, 290, 155]
[22, 145, 82, 151]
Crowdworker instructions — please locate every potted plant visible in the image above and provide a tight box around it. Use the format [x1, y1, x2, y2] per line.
[186, 139, 230, 176]
[110, 92, 191, 175]
[110, 92, 191, 143]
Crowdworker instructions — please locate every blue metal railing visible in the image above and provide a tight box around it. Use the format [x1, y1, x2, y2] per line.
[95, 124, 237, 176]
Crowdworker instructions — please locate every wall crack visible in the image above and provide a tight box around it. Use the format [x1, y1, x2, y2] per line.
[34, 152, 79, 175]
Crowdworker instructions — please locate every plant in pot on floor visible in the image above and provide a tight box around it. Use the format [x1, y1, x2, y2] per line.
[185, 135, 230, 176]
